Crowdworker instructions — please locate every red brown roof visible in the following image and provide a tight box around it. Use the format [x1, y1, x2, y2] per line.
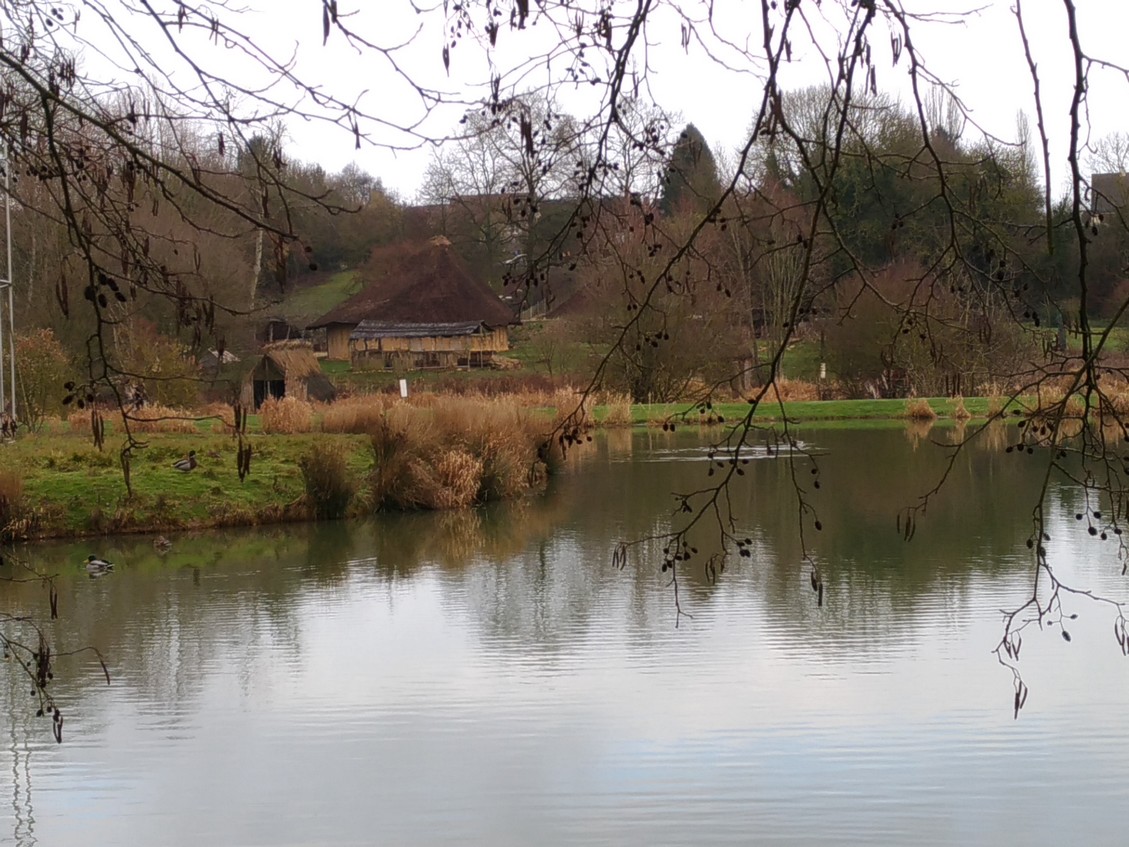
[309, 237, 516, 329]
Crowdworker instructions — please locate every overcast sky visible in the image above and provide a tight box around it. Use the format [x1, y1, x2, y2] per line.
[78, 1, 1129, 201]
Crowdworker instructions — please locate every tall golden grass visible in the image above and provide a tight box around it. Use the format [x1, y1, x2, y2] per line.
[298, 442, 356, 519]
[0, 469, 29, 541]
[904, 398, 938, 420]
[597, 391, 633, 426]
[321, 394, 389, 433]
[367, 397, 548, 511]
[260, 396, 314, 434]
[123, 404, 199, 434]
[949, 396, 972, 421]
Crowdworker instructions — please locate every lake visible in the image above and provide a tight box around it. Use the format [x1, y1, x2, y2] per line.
[2, 424, 1129, 845]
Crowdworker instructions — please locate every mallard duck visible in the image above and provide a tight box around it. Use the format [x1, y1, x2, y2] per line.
[84, 555, 114, 575]
[153, 535, 172, 553]
[173, 450, 197, 472]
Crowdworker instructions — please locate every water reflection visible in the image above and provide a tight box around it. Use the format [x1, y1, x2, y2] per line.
[1, 426, 1128, 845]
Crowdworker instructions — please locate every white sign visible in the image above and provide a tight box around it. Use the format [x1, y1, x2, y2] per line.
[399, 378, 409, 398]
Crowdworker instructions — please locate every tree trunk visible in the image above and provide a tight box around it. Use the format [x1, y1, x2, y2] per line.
[250, 228, 263, 310]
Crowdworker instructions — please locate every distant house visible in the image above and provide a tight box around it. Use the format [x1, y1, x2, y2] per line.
[199, 348, 241, 381]
[308, 236, 516, 363]
[240, 340, 337, 409]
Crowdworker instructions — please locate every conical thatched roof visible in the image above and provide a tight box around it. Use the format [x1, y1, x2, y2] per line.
[309, 237, 515, 329]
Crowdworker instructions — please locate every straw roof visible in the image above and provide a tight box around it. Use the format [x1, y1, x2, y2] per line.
[309, 237, 515, 329]
[260, 340, 323, 377]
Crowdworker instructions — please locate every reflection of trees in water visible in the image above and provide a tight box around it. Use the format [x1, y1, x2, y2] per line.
[3, 670, 38, 847]
[367, 488, 573, 578]
[454, 536, 608, 658]
[0, 523, 383, 721]
[0, 427, 1093, 739]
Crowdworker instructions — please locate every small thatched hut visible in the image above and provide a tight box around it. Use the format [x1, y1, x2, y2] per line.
[308, 236, 516, 362]
[240, 340, 337, 409]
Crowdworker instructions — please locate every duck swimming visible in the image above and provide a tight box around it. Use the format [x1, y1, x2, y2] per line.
[173, 450, 197, 472]
[154, 535, 172, 553]
[84, 555, 114, 575]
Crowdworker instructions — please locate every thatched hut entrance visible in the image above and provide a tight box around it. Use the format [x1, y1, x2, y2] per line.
[241, 341, 337, 409]
[251, 357, 286, 407]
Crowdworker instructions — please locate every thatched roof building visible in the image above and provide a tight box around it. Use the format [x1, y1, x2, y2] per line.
[240, 340, 337, 409]
[309, 237, 516, 361]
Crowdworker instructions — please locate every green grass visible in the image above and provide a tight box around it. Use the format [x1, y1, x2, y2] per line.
[7, 431, 372, 538]
[276, 270, 362, 323]
[591, 396, 1008, 425]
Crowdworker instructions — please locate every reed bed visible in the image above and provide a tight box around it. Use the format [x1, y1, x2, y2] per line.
[122, 404, 200, 434]
[368, 397, 548, 511]
[259, 396, 315, 434]
[0, 468, 26, 541]
[949, 396, 972, 421]
[298, 442, 356, 519]
[596, 391, 633, 426]
[904, 398, 938, 421]
[320, 394, 390, 433]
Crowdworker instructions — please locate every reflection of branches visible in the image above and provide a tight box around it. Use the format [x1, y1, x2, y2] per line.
[994, 507, 1129, 719]
[1, 551, 110, 742]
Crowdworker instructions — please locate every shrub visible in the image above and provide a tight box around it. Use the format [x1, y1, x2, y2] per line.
[114, 318, 201, 407]
[15, 328, 73, 431]
[299, 443, 356, 519]
[260, 396, 314, 434]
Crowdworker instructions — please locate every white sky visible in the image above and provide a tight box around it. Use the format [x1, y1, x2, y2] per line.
[72, 1, 1129, 200]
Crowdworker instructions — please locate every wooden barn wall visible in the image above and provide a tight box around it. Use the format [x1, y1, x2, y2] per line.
[348, 328, 510, 369]
[326, 326, 353, 361]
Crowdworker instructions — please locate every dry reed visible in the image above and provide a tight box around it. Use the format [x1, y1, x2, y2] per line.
[259, 396, 314, 434]
[367, 397, 547, 511]
[764, 378, 824, 403]
[904, 398, 938, 420]
[0, 469, 29, 541]
[949, 396, 972, 421]
[321, 394, 388, 434]
[597, 391, 633, 426]
[123, 404, 199, 434]
[298, 442, 356, 519]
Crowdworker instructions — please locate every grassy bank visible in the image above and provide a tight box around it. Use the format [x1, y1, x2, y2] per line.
[2, 392, 1015, 541]
[2, 397, 552, 541]
[590, 395, 1003, 426]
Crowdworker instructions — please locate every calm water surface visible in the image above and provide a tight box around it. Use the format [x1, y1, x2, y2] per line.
[3, 425, 1129, 846]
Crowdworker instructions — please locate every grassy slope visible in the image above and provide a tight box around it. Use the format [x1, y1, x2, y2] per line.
[276, 270, 362, 324]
